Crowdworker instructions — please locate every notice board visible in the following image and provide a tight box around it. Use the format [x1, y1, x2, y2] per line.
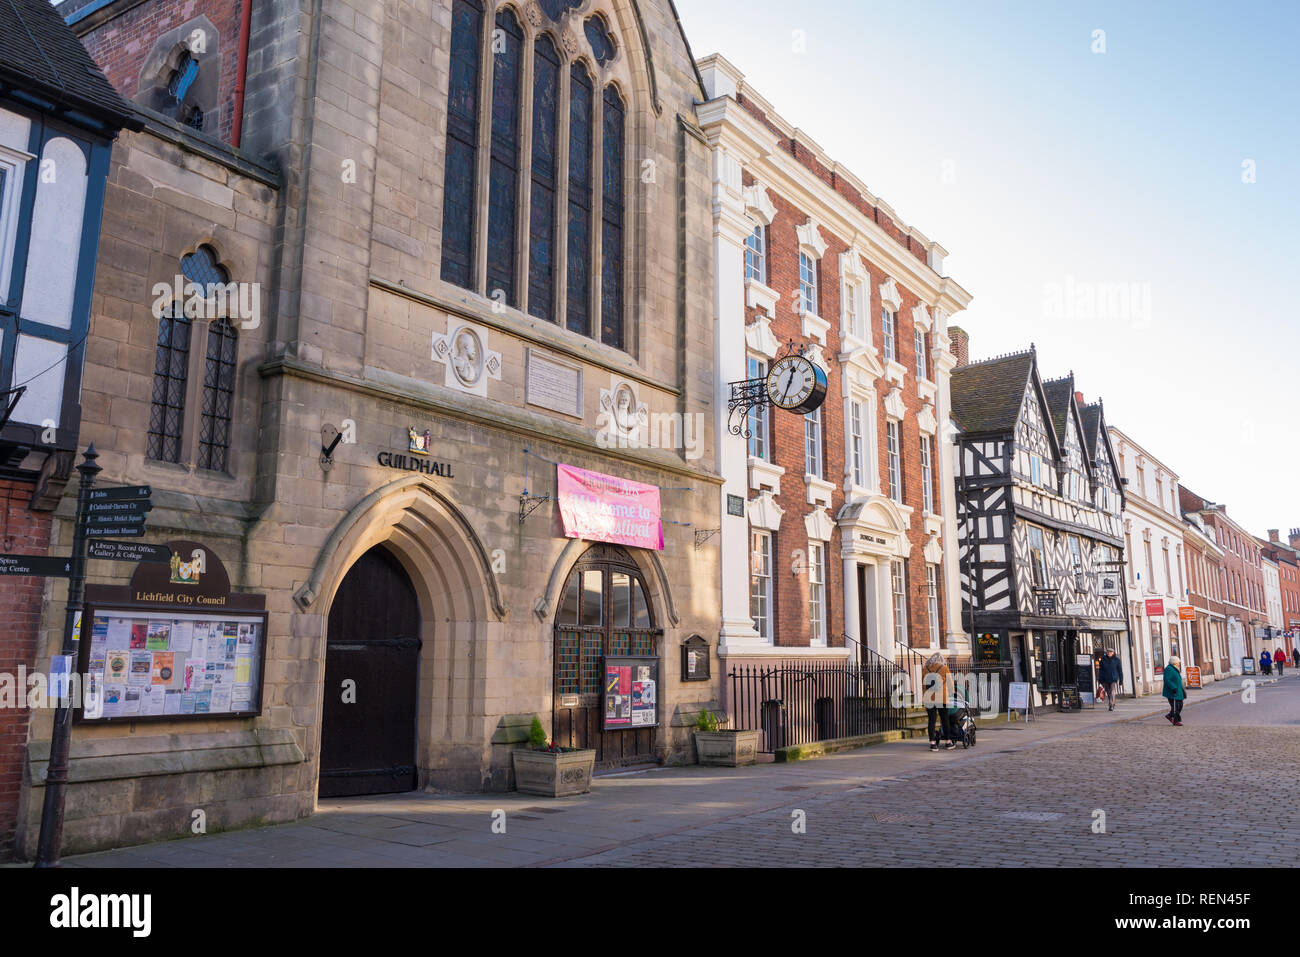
[76, 540, 267, 723]
[603, 656, 659, 730]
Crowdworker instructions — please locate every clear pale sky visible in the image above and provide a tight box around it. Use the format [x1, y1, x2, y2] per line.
[677, 0, 1299, 538]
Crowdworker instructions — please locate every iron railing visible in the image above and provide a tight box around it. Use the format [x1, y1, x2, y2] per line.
[728, 644, 907, 753]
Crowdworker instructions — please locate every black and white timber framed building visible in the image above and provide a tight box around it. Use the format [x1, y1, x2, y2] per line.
[950, 348, 1130, 708]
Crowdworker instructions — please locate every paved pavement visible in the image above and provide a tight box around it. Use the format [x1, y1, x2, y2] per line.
[47, 674, 1300, 868]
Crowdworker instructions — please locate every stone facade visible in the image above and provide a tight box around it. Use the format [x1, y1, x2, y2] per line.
[18, 0, 722, 858]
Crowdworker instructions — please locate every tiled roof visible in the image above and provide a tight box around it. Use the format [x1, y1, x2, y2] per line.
[0, 0, 137, 129]
[1041, 376, 1075, 442]
[1079, 403, 1104, 457]
[950, 350, 1035, 435]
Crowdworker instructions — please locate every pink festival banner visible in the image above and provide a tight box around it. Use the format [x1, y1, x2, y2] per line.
[557, 464, 664, 551]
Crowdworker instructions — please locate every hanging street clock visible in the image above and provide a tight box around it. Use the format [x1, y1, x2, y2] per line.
[726, 341, 829, 437]
[765, 353, 828, 416]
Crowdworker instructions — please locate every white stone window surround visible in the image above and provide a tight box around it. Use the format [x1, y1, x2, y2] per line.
[742, 181, 780, 318]
[879, 276, 907, 385]
[839, 249, 871, 349]
[843, 374, 881, 499]
[807, 536, 828, 647]
[795, 219, 829, 344]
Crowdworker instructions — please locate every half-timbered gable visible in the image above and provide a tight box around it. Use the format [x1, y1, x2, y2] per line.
[952, 346, 1130, 709]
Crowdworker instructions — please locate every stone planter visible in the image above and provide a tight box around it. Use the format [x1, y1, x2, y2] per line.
[693, 729, 761, 767]
[512, 748, 596, 797]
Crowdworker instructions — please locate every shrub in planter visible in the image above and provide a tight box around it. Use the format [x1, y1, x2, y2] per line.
[512, 716, 596, 797]
[692, 709, 761, 767]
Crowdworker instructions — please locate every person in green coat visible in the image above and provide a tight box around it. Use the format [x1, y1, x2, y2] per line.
[1162, 656, 1186, 726]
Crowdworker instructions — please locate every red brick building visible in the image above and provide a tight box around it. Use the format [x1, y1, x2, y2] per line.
[1179, 487, 1265, 669]
[1182, 513, 1228, 678]
[699, 54, 972, 670]
[64, 0, 248, 144]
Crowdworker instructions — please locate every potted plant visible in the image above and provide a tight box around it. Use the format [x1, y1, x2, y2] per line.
[511, 716, 596, 797]
[692, 709, 761, 767]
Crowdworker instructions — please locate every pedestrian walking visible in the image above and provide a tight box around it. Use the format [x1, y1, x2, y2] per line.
[1292, 645, 1299, 672]
[1162, 656, 1186, 726]
[1274, 647, 1287, 677]
[1098, 648, 1123, 711]
[1260, 649, 1272, 676]
[921, 652, 956, 751]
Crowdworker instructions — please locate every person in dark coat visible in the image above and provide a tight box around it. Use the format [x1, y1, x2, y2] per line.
[1273, 647, 1287, 677]
[1162, 656, 1186, 726]
[1293, 646, 1299, 672]
[1097, 649, 1123, 711]
[1260, 650, 1272, 676]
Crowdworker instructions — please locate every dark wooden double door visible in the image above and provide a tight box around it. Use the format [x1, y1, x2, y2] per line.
[552, 545, 659, 770]
[319, 546, 421, 798]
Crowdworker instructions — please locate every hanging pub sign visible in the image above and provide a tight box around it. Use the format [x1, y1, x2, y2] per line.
[602, 656, 659, 730]
[76, 540, 267, 723]
[557, 464, 664, 551]
[1098, 572, 1120, 597]
[1036, 593, 1057, 615]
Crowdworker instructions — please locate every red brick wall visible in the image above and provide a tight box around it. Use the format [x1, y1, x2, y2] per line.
[0, 481, 53, 861]
[735, 93, 928, 269]
[744, 180, 944, 651]
[76, 0, 245, 144]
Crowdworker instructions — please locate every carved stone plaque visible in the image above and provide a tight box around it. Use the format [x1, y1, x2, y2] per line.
[526, 349, 582, 418]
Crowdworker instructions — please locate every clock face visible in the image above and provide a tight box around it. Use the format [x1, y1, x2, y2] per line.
[765, 355, 827, 414]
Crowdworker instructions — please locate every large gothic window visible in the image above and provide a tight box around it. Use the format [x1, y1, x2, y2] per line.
[528, 36, 560, 323]
[566, 62, 594, 337]
[440, 5, 627, 353]
[487, 9, 523, 305]
[441, 0, 483, 290]
[600, 86, 624, 349]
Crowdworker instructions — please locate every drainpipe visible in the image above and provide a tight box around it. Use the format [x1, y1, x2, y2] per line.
[231, 0, 254, 148]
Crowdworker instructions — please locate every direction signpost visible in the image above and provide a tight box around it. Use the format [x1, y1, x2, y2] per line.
[87, 539, 170, 564]
[34, 449, 156, 867]
[0, 555, 73, 577]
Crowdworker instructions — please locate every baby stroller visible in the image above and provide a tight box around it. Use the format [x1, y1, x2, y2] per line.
[947, 687, 977, 748]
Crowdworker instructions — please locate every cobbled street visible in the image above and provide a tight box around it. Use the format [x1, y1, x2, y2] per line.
[49, 677, 1300, 868]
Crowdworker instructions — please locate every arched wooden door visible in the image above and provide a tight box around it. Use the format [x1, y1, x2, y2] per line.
[319, 546, 421, 797]
[553, 544, 658, 770]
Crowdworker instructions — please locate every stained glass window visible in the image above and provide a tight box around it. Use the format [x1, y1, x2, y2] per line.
[528, 36, 560, 322]
[566, 63, 593, 336]
[600, 85, 624, 349]
[441, 0, 483, 290]
[198, 318, 237, 472]
[147, 311, 190, 463]
[585, 15, 616, 65]
[486, 9, 522, 306]
[539, 0, 581, 21]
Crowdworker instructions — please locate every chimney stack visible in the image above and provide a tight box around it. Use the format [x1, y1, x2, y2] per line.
[1075, 391, 1085, 406]
[1269, 529, 1280, 543]
[949, 326, 969, 368]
